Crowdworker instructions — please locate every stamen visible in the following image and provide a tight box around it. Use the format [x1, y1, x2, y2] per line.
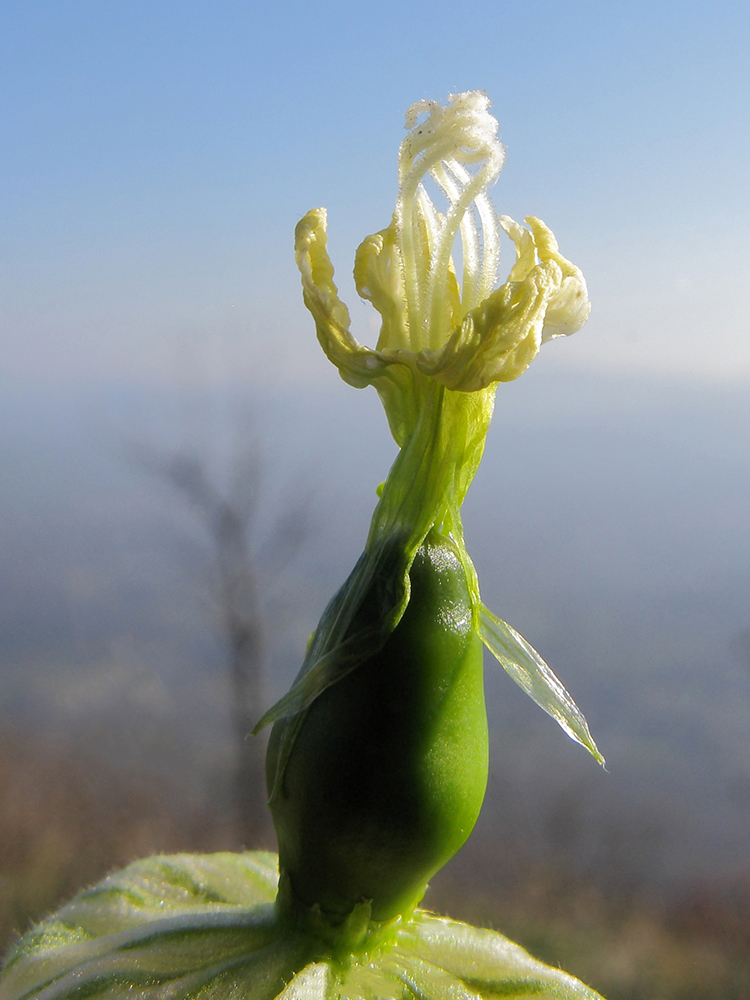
[431, 161, 480, 317]
[396, 93, 506, 352]
[426, 152, 501, 343]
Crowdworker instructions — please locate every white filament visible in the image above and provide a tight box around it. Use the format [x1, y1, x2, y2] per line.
[396, 92, 505, 351]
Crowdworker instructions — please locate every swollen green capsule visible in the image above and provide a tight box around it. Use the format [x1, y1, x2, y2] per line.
[267, 531, 487, 924]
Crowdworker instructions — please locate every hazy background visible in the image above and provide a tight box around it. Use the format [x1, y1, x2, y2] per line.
[1, 2, 749, 998]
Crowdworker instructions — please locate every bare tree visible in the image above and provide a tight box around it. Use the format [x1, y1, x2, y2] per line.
[133, 444, 308, 848]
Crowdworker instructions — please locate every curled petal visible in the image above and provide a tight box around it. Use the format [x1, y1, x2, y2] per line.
[415, 282, 542, 391]
[499, 214, 537, 282]
[353, 225, 411, 352]
[417, 216, 591, 391]
[541, 269, 592, 341]
[524, 216, 592, 341]
[295, 209, 392, 387]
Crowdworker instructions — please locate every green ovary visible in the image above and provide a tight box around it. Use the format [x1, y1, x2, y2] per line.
[267, 530, 487, 924]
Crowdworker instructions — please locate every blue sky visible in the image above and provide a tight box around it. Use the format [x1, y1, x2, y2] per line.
[2, 2, 750, 898]
[2, 0, 748, 387]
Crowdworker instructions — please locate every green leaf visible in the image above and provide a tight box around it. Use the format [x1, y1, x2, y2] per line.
[394, 911, 607, 1000]
[478, 605, 605, 766]
[1, 852, 607, 1000]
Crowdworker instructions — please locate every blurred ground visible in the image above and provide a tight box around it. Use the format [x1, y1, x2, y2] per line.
[2, 724, 749, 1000]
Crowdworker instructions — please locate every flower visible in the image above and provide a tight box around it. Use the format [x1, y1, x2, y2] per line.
[296, 91, 590, 402]
[274, 91, 603, 775]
